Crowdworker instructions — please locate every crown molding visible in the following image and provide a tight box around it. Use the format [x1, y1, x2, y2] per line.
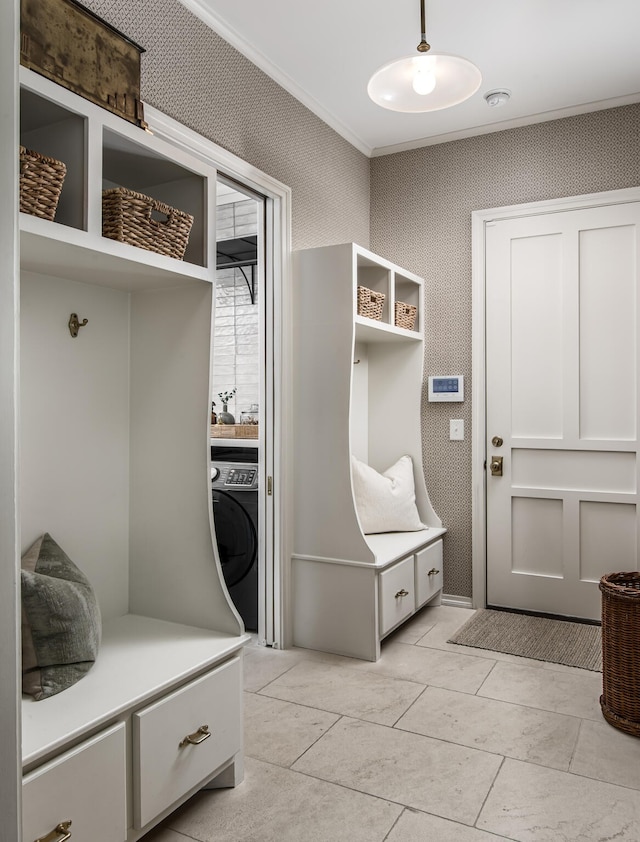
[177, 0, 373, 157]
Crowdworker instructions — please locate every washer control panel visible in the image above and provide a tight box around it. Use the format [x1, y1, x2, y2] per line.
[211, 461, 258, 490]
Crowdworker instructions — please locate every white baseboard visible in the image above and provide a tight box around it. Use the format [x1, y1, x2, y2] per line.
[442, 594, 474, 609]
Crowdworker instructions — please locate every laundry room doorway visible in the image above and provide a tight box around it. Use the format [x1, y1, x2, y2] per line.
[211, 176, 277, 645]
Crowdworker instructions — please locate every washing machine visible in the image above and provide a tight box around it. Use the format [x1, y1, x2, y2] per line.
[211, 449, 258, 631]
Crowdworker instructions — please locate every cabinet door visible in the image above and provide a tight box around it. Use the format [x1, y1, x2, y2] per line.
[22, 722, 127, 842]
[133, 656, 242, 829]
[415, 540, 444, 608]
[379, 556, 416, 635]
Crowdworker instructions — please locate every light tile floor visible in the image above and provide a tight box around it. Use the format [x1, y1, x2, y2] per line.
[144, 605, 640, 842]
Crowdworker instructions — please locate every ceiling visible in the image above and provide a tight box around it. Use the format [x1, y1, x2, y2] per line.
[179, 0, 640, 157]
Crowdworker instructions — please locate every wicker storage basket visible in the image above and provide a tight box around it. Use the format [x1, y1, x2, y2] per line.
[395, 301, 417, 331]
[357, 285, 385, 321]
[19, 146, 67, 221]
[102, 188, 194, 260]
[599, 571, 640, 736]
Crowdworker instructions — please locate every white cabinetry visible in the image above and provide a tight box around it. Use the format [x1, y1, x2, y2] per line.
[19, 67, 246, 841]
[292, 243, 445, 661]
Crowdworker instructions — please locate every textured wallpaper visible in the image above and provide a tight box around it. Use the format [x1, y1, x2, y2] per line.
[72, 1, 640, 601]
[82, 0, 370, 250]
[371, 104, 640, 598]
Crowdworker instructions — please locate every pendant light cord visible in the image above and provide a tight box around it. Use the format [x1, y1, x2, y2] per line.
[417, 0, 430, 52]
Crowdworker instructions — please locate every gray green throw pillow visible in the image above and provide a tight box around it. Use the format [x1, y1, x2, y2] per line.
[21, 533, 102, 701]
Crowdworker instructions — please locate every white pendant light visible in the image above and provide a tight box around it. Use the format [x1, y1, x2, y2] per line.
[368, 0, 482, 113]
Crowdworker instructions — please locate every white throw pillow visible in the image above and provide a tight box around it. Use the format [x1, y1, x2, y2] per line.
[351, 454, 426, 534]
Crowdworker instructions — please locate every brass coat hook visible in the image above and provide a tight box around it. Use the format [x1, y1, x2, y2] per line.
[68, 313, 88, 338]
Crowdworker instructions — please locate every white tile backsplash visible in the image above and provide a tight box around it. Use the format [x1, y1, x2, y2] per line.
[213, 197, 260, 418]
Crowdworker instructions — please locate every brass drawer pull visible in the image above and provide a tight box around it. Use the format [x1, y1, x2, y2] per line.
[179, 724, 211, 748]
[35, 821, 72, 842]
[395, 588, 409, 598]
[428, 568, 440, 576]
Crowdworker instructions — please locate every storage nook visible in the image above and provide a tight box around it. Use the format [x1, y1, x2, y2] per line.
[19, 67, 246, 842]
[292, 243, 445, 661]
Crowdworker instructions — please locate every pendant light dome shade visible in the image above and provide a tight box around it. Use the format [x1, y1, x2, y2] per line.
[368, 53, 481, 112]
[367, 0, 481, 113]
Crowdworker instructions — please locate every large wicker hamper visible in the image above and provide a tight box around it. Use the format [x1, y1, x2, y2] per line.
[599, 571, 640, 737]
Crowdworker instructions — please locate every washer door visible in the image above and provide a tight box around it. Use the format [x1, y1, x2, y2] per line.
[212, 489, 257, 587]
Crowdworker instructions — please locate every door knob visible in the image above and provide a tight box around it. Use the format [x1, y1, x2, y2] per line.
[490, 456, 503, 476]
[491, 436, 503, 447]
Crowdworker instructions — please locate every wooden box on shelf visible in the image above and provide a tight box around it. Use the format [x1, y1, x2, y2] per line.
[20, 0, 147, 128]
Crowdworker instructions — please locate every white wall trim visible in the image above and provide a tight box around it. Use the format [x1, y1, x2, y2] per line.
[176, 0, 372, 158]
[471, 185, 640, 612]
[370, 94, 640, 158]
[442, 594, 474, 610]
[144, 105, 293, 650]
[1, 0, 21, 835]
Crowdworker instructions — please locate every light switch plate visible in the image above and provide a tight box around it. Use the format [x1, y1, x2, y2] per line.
[450, 419, 464, 441]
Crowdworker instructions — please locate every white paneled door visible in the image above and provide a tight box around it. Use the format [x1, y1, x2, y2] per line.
[485, 201, 640, 619]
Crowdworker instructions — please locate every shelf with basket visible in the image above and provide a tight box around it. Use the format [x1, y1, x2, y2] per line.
[19, 66, 215, 290]
[292, 242, 444, 661]
[355, 247, 422, 340]
[17, 64, 247, 841]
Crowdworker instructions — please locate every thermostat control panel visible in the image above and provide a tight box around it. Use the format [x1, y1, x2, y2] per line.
[428, 375, 464, 402]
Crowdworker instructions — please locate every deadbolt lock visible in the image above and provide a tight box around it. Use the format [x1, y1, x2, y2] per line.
[490, 456, 503, 476]
[491, 436, 503, 447]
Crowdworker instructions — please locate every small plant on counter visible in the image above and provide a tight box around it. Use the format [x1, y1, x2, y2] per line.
[217, 388, 237, 424]
[217, 388, 236, 407]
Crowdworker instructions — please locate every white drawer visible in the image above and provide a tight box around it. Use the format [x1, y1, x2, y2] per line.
[133, 656, 242, 829]
[22, 722, 127, 842]
[379, 555, 416, 636]
[415, 539, 443, 607]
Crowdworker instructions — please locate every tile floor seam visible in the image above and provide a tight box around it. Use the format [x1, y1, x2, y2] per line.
[390, 718, 581, 775]
[302, 653, 446, 691]
[476, 688, 602, 722]
[381, 806, 407, 841]
[390, 717, 512, 764]
[472, 753, 510, 833]
[389, 682, 432, 728]
[257, 754, 409, 811]
[245, 708, 348, 772]
[254, 671, 429, 721]
[472, 655, 501, 696]
[276, 712, 347, 768]
[281, 757, 484, 829]
[247, 661, 303, 693]
[253, 689, 401, 721]
[559, 761, 640, 794]
[567, 714, 585, 773]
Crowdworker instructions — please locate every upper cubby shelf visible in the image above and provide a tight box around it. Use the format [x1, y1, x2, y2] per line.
[19, 67, 216, 290]
[354, 246, 422, 341]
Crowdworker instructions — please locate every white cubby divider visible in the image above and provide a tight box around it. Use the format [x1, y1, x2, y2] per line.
[292, 243, 445, 661]
[19, 66, 247, 841]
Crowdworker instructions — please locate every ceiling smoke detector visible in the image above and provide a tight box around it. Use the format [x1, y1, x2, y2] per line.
[484, 89, 511, 108]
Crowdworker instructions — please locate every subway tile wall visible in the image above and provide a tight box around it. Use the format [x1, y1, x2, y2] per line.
[213, 199, 260, 421]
